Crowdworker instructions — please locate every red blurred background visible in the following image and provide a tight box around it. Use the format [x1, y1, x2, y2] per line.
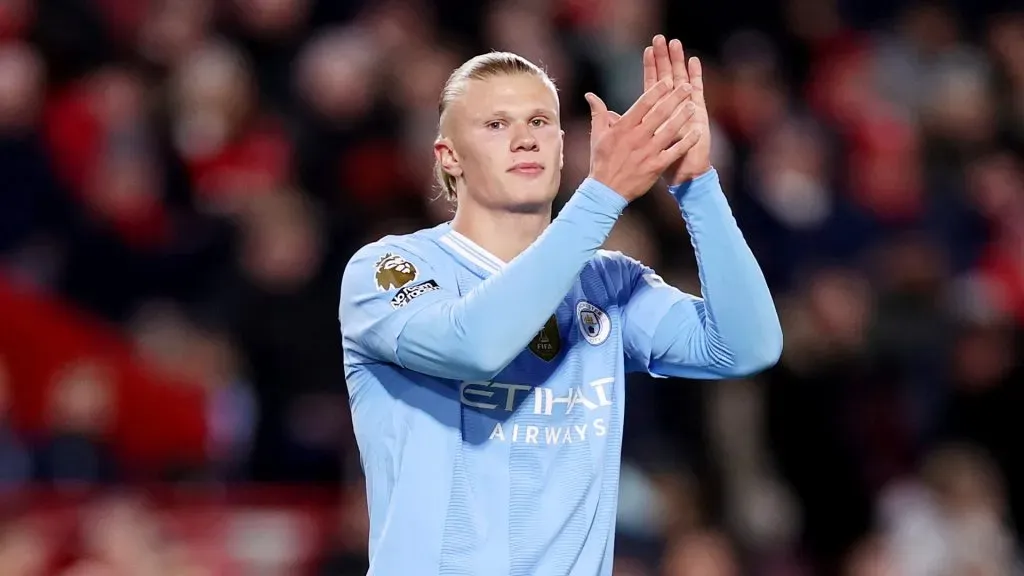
[1, 0, 1024, 573]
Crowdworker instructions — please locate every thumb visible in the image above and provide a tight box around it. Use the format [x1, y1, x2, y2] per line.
[585, 92, 609, 132]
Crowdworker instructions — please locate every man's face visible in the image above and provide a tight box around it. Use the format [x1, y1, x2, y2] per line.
[437, 73, 563, 211]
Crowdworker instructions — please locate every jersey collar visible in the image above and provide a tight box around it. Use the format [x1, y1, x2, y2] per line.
[438, 228, 507, 277]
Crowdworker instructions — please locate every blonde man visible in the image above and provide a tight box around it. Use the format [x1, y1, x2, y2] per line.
[340, 36, 782, 576]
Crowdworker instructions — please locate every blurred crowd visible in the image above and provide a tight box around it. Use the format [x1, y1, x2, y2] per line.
[1, 0, 1024, 573]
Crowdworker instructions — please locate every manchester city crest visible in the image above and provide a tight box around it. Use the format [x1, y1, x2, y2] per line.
[576, 300, 610, 345]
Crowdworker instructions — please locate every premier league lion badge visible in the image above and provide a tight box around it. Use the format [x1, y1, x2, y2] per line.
[374, 253, 418, 291]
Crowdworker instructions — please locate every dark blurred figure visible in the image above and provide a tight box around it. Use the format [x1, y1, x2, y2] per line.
[223, 190, 349, 483]
[766, 269, 909, 573]
[34, 361, 118, 487]
[941, 317, 1024, 545]
[0, 39, 67, 285]
[0, 359, 31, 494]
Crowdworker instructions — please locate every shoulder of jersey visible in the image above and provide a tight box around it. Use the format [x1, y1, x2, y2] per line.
[592, 249, 635, 266]
[354, 225, 452, 301]
[356, 224, 449, 261]
[586, 249, 639, 276]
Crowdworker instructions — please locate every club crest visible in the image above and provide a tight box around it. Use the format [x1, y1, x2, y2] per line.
[576, 300, 610, 345]
[374, 253, 418, 291]
[529, 315, 562, 361]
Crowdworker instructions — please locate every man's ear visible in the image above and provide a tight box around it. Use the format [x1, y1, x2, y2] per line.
[434, 138, 462, 178]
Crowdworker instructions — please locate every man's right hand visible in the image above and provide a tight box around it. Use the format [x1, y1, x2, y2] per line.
[585, 79, 702, 202]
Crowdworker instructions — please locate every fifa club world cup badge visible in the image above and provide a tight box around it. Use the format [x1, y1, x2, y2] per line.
[576, 300, 610, 345]
[529, 315, 562, 361]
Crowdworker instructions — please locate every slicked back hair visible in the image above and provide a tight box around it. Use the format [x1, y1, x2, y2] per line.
[434, 52, 556, 204]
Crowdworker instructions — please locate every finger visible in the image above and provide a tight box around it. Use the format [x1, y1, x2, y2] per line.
[652, 101, 698, 150]
[619, 78, 671, 127]
[643, 47, 656, 92]
[657, 126, 704, 167]
[585, 92, 610, 134]
[585, 92, 608, 118]
[688, 56, 705, 108]
[653, 35, 672, 87]
[669, 39, 689, 88]
[638, 83, 692, 134]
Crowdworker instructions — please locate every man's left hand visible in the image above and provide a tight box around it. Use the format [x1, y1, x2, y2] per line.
[643, 35, 712, 186]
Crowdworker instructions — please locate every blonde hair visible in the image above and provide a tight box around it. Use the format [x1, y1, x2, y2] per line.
[434, 51, 556, 203]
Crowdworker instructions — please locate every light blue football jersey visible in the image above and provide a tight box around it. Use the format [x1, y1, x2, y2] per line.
[339, 171, 782, 576]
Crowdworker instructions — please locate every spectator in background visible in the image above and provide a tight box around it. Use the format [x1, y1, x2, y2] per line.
[227, 189, 348, 483]
[0, 359, 31, 493]
[0, 39, 67, 289]
[128, 302, 258, 481]
[34, 361, 118, 487]
[661, 529, 739, 576]
[196, 328, 257, 483]
[168, 38, 290, 217]
[879, 443, 1021, 575]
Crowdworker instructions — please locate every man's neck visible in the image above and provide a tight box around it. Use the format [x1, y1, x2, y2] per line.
[450, 202, 552, 263]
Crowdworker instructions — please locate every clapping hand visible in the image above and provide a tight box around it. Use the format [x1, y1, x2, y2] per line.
[643, 35, 712, 186]
[585, 78, 701, 202]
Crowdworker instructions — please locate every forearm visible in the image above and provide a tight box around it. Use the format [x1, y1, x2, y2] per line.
[395, 179, 627, 380]
[654, 169, 782, 376]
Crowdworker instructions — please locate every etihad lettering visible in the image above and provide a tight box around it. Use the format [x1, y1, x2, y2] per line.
[459, 377, 614, 415]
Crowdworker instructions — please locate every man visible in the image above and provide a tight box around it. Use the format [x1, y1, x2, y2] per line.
[339, 35, 782, 576]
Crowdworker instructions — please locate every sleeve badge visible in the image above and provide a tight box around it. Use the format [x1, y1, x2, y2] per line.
[374, 253, 418, 291]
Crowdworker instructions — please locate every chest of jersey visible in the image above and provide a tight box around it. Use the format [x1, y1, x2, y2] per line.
[452, 266, 625, 445]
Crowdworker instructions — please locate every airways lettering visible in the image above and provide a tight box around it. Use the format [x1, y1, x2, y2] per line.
[486, 420, 608, 444]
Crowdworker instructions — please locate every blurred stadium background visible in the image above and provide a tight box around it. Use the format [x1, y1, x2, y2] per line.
[0, 0, 1023, 573]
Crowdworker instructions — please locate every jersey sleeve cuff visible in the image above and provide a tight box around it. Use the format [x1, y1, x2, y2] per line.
[667, 168, 720, 204]
[578, 178, 630, 216]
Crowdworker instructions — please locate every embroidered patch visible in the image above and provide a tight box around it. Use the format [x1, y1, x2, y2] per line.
[374, 253, 418, 291]
[576, 301, 610, 345]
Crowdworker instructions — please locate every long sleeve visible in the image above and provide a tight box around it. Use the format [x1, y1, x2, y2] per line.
[340, 179, 628, 382]
[620, 169, 782, 379]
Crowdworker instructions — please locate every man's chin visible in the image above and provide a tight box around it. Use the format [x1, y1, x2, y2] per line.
[505, 185, 559, 213]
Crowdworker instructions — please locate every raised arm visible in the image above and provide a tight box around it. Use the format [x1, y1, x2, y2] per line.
[621, 169, 782, 380]
[616, 36, 780, 379]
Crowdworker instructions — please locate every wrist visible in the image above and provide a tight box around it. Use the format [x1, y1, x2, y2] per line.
[668, 166, 714, 187]
[578, 178, 630, 214]
[667, 168, 719, 201]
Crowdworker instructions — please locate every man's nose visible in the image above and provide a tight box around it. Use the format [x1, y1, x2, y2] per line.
[510, 123, 539, 151]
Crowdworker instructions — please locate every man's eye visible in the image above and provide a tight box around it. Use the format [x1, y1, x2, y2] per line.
[487, 121, 503, 130]
[531, 118, 547, 127]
